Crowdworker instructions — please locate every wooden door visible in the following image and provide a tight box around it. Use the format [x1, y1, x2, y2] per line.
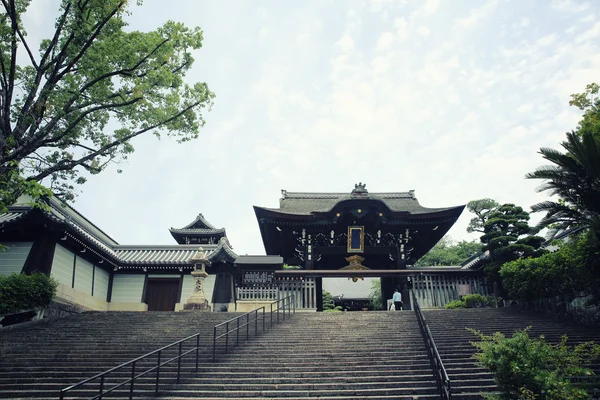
[146, 278, 180, 311]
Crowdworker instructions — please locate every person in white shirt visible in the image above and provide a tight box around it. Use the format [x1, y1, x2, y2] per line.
[392, 288, 403, 311]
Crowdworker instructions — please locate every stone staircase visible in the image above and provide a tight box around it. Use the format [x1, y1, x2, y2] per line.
[0, 311, 438, 399]
[0, 311, 243, 399]
[4, 307, 598, 400]
[423, 308, 600, 399]
[157, 311, 437, 399]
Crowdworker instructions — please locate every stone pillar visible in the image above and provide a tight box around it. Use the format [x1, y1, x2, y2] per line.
[184, 247, 211, 311]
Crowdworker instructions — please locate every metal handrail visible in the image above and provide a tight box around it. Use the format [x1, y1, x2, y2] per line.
[212, 295, 295, 361]
[59, 296, 296, 400]
[412, 290, 452, 400]
[59, 330, 203, 400]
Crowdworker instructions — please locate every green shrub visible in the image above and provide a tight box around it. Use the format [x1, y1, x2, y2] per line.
[0, 272, 58, 314]
[469, 327, 600, 400]
[445, 299, 467, 309]
[499, 233, 599, 301]
[322, 290, 339, 311]
[445, 294, 498, 309]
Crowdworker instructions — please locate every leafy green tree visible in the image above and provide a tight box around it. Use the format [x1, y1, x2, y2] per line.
[466, 198, 500, 233]
[480, 204, 545, 282]
[0, 0, 215, 211]
[526, 131, 600, 239]
[569, 82, 600, 139]
[414, 235, 482, 266]
[369, 279, 382, 310]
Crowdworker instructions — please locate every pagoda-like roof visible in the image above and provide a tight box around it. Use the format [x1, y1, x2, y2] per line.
[169, 213, 226, 244]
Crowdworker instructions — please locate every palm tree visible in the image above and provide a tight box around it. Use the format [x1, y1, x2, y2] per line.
[526, 131, 600, 238]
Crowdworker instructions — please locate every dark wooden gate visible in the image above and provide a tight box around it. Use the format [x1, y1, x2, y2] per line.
[146, 278, 180, 311]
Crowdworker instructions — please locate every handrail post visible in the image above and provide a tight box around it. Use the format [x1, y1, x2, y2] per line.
[99, 374, 105, 400]
[255, 309, 258, 335]
[270, 303, 273, 327]
[212, 326, 217, 362]
[129, 361, 136, 400]
[246, 313, 249, 340]
[236, 318, 240, 346]
[262, 307, 265, 331]
[195, 334, 200, 372]
[155, 350, 161, 395]
[293, 294, 296, 314]
[177, 341, 182, 383]
[225, 321, 229, 354]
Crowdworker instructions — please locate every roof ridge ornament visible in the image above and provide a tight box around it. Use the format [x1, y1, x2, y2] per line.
[351, 182, 368, 197]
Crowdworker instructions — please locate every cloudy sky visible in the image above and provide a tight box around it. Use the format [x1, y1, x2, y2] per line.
[24, 0, 600, 255]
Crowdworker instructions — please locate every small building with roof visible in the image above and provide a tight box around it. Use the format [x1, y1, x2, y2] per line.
[0, 196, 238, 312]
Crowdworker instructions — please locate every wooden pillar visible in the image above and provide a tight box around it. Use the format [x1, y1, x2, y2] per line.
[380, 277, 394, 310]
[315, 277, 323, 312]
[22, 236, 56, 275]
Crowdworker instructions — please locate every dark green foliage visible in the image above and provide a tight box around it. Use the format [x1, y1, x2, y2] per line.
[470, 328, 600, 400]
[467, 198, 500, 233]
[445, 299, 467, 309]
[445, 294, 497, 309]
[0, 272, 58, 314]
[500, 232, 600, 300]
[414, 235, 482, 266]
[322, 290, 342, 312]
[479, 204, 545, 283]
[526, 131, 600, 240]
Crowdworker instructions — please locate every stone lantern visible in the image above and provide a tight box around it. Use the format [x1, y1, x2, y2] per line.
[184, 247, 211, 311]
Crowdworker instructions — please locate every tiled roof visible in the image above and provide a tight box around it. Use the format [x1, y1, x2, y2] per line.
[0, 199, 238, 267]
[115, 245, 214, 265]
[169, 227, 225, 235]
[0, 209, 28, 225]
[257, 189, 460, 215]
[176, 213, 217, 230]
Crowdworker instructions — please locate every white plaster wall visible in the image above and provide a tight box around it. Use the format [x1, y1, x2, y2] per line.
[74, 257, 93, 295]
[111, 274, 145, 303]
[179, 274, 195, 303]
[51, 244, 74, 286]
[93, 267, 110, 300]
[0, 242, 33, 276]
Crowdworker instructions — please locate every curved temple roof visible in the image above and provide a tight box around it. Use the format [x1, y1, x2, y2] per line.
[0, 200, 237, 269]
[169, 213, 227, 244]
[256, 187, 461, 216]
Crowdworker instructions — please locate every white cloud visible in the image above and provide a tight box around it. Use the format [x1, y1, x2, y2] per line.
[453, 1, 498, 30]
[336, 34, 355, 53]
[375, 32, 394, 52]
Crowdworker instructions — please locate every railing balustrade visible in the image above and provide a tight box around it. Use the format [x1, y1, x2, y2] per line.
[412, 290, 452, 400]
[212, 295, 295, 361]
[59, 295, 295, 400]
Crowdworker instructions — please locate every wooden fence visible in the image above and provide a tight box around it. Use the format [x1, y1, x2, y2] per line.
[411, 274, 490, 308]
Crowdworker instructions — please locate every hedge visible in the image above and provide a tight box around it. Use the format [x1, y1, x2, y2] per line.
[0, 272, 58, 314]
